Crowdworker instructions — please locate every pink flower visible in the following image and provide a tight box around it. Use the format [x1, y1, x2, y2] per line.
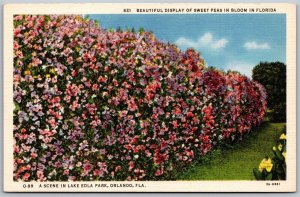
[173, 107, 182, 115]
[14, 28, 21, 37]
[23, 173, 30, 181]
[83, 161, 92, 174]
[172, 120, 178, 129]
[92, 84, 98, 91]
[30, 153, 37, 158]
[127, 98, 138, 112]
[155, 169, 162, 176]
[128, 161, 134, 171]
[93, 169, 102, 176]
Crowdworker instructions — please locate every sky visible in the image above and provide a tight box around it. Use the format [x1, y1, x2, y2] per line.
[89, 14, 286, 78]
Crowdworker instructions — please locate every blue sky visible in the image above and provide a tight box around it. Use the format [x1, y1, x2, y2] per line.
[89, 14, 286, 77]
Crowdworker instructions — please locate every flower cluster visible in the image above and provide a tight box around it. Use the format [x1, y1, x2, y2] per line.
[259, 158, 273, 172]
[253, 131, 286, 180]
[13, 15, 267, 181]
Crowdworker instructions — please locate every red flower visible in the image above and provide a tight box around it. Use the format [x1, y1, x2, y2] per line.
[173, 107, 182, 115]
[187, 111, 194, 118]
[128, 161, 134, 171]
[23, 173, 30, 181]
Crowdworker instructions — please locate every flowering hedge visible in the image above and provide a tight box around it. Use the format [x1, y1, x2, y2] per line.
[13, 15, 267, 181]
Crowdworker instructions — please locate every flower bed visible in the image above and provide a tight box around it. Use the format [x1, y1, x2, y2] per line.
[13, 15, 267, 181]
[253, 132, 286, 180]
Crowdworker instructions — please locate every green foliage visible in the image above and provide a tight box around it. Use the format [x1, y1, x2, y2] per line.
[253, 127, 286, 181]
[139, 27, 145, 33]
[84, 14, 90, 20]
[271, 103, 286, 122]
[116, 26, 122, 32]
[177, 122, 285, 180]
[252, 61, 286, 122]
[107, 27, 115, 32]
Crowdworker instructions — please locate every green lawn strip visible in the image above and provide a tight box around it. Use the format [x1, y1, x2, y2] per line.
[177, 122, 285, 180]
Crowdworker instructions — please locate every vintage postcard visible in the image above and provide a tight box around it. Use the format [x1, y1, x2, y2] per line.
[3, 3, 296, 192]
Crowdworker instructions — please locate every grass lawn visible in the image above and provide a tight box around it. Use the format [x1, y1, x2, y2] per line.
[177, 121, 286, 180]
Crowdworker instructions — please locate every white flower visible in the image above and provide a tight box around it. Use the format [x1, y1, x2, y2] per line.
[134, 155, 139, 159]
[59, 130, 64, 136]
[24, 157, 30, 163]
[41, 143, 48, 149]
[218, 135, 223, 140]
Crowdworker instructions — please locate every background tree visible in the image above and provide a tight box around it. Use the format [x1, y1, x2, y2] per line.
[252, 61, 286, 122]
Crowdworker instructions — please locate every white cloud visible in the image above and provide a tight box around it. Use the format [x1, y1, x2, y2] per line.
[224, 61, 255, 78]
[211, 38, 228, 49]
[199, 33, 213, 45]
[175, 32, 228, 51]
[243, 41, 270, 50]
[175, 37, 197, 49]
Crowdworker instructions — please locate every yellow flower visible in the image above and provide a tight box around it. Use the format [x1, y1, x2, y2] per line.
[24, 70, 31, 75]
[75, 15, 83, 22]
[282, 152, 286, 159]
[33, 76, 38, 79]
[97, 155, 104, 161]
[273, 146, 276, 151]
[259, 158, 273, 172]
[280, 133, 286, 140]
[46, 74, 51, 78]
[278, 144, 283, 151]
[49, 68, 56, 74]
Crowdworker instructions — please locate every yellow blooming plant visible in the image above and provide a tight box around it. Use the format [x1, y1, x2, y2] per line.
[253, 131, 286, 180]
[278, 144, 283, 151]
[282, 152, 286, 159]
[279, 133, 286, 140]
[259, 158, 273, 172]
[24, 70, 31, 75]
[49, 68, 56, 74]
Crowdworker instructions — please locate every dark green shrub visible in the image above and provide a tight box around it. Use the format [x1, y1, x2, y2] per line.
[252, 62, 286, 122]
